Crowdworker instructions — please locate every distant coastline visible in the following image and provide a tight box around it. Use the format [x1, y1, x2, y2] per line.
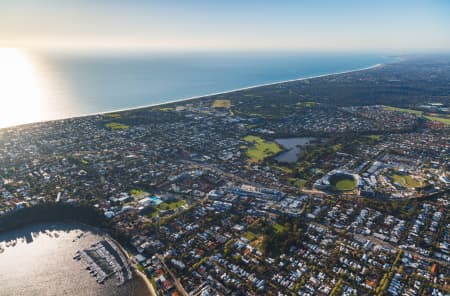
[92, 63, 384, 115]
[1, 62, 384, 130]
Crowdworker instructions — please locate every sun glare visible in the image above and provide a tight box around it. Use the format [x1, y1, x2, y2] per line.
[0, 48, 48, 128]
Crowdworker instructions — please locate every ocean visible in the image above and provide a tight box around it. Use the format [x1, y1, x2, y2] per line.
[0, 50, 389, 128]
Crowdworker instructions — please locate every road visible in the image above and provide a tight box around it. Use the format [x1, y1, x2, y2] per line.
[181, 159, 328, 196]
[308, 221, 449, 268]
[156, 254, 189, 296]
[353, 233, 450, 268]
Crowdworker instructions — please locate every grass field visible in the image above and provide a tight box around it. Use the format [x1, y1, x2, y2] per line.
[329, 174, 357, 191]
[289, 178, 307, 188]
[424, 115, 450, 125]
[150, 200, 186, 218]
[294, 179, 307, 187]
[335, 179, 357, 191]
[243, 135, 282, 162]
[384, 106, 423, 115]
[243, 231, 257, 241]
[366, 134, 382, 140]
[104, 113, 122, 119]
[130, 189, 147, 198]
[391, 174, 422, 188]
[157, 200, 186, 210]
[385, 106, 450, 125]
[105, 122, 129, 130]
[273, 165, 293, 174]
[273, 223, 286, 233]
[212, 99, 231, 109]
[159, 107, 174, 111]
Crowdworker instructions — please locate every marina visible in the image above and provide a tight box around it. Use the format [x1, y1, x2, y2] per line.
[0, 223, 150, 296]
[75, 238, 133, 286]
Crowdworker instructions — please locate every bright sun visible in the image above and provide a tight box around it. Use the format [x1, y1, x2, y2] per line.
[0, 48, 48, 128]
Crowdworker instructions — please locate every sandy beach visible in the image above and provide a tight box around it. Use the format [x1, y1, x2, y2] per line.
[0, 62, 383, 130]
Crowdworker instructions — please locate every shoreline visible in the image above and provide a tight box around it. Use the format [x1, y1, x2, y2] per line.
[105, 233, 157, 296]
[135, 268, 157, 296]
[1, 62, 383, 130]
[0, 221, 155, 296]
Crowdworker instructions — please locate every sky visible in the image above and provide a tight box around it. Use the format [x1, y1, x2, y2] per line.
[0, 0, 449, 52]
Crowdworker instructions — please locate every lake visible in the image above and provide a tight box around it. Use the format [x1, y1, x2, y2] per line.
[274, 137, 316, 163]
[0, 223, 150, 296]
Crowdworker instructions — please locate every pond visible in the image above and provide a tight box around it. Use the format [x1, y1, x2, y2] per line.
[273, 137, 315, 163]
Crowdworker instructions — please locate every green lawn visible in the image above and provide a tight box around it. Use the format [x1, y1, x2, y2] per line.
[424, 115, 450, 125]
[295, 179, 307, 187]
[192, 257, 208, 269]
[105, 122, 129, 130]
[243, 231, 257, 241]
[130, 189, 146, 198]
[289, 178, 307, 188]
[157, 200, 186, 210]
[384, 106, 450, 125]
[243, 135, 282, 162]
[149, 200, 187, 219]
[329, 174, 357, 191]
[136, 263, 145, 272]
[335, 179, 357, 191]
[274, 165, 293, 174]
[149, 277, 157, 290]
[366, 134, 382, 140]
[391, 174, 422, 188]
[273, 223, 286, 233]
[384, 106, 423, 115]
[243, 135, 264, 142]
[104, 113, 122, 119]
[212, 99, 231, 108]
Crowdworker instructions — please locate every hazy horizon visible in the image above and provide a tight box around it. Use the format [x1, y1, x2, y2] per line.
[0, 50, 389, 128]
[1, 1, 450, 52]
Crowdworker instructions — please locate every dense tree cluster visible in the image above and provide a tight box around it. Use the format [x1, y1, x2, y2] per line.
[0, 202, 108, 233]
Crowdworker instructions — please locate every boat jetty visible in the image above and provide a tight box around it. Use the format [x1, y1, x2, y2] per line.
[74, 238, 132, 286]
